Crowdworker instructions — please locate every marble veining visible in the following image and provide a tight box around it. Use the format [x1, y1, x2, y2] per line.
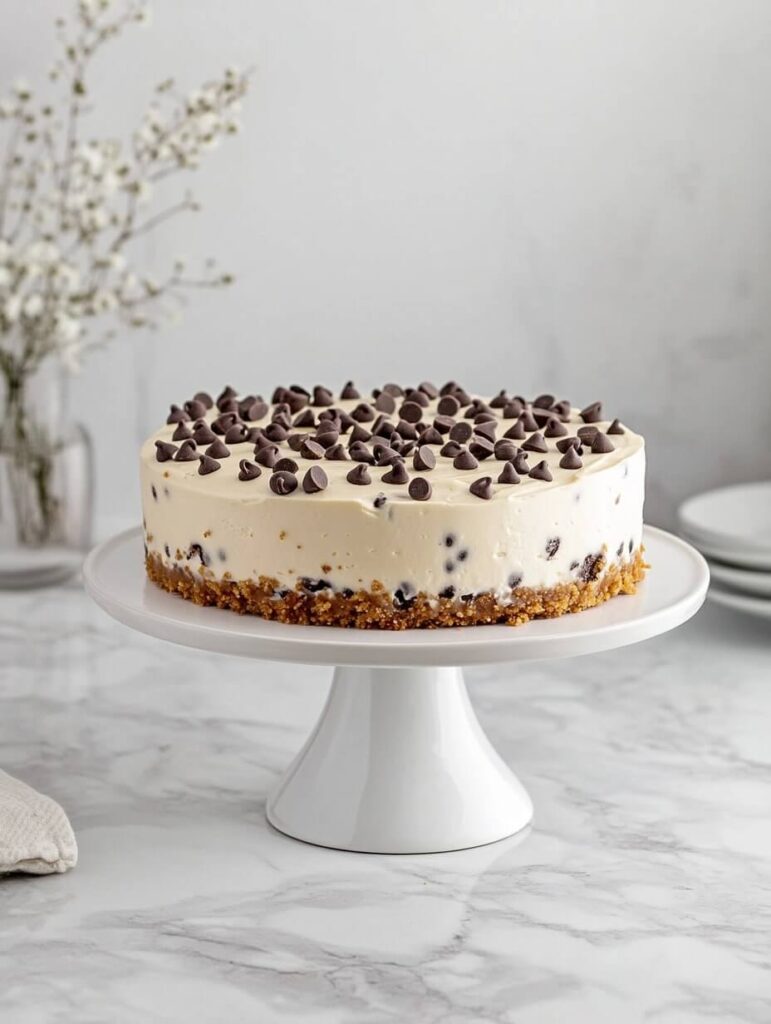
[1, 583, 770, 1023]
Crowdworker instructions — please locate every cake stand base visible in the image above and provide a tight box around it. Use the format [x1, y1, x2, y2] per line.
[84, 526, 708, 855]
[267, 666, 532, 853]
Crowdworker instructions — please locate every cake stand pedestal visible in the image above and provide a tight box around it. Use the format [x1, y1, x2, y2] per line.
[84, 526, 708, 854]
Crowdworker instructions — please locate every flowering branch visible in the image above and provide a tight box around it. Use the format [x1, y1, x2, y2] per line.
[0, 0, 249, 378]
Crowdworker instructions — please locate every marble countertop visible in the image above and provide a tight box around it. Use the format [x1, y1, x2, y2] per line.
[1, 581, 770, 1023]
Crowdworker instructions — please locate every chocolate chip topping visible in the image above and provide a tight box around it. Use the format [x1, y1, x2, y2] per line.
[205, 438, 230, 460]
[373, 493, 387, 508]
[544, 418, 568, 438]
[300, 439, 325, 460]
[270, 470, 298, 495]
[192, 423, 216, 445]
[437, 395, 460, 416]
[382, 460, 409, 485]
[494, 439, 518, 461]
[529, 460, 553, 482]
[224, 423, 249, 444]
[302, 466, 328, 493]
[274, 457, 299, 473]
[469, 476, 493, 500]
[522, 432, 547, 453]
[172, 422, 193, 442]
[513, 452, 530, 475]
[440, 440, 463, 458]
[352, 402, 375, 423]
[198, 453, 221, 475]
[340, 381, 360, 400]
[469, 437, 494, 461]
[591, 432, 615, 454]
[421, 426, 444, 446]
[408, 477, 432, 501]
[607, 418, 625, 435]
[346, 463, 371, 486]
[453, 449, 479, 471]
[312, 385, 334, 407]
[580, 401, 602, 423]
[559, 446, 583, 470]
[497, 461, 521, 484]
[193, 391, 214, 410]
[155, 440, 178, 462]
[254, 445, 279, 468]
[556, 436, 582, 454]
[449, 421, 473, 443]
[399, 401, 424, 424]
[518, 410, 538, 432]
[325, 443, 349, 461]
[413, 445, 436, 471]
[374, 392, 396, 414]
[503, 420, 525, 440]
[238, 459, 262, 481]
[174, 439, 198, 462]
[166, 404, 189, 425]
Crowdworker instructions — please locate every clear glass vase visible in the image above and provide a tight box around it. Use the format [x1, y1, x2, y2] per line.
[0, 358, 93, 587]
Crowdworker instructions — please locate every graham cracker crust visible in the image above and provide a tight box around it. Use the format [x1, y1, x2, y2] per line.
[145, 549, 647, 630]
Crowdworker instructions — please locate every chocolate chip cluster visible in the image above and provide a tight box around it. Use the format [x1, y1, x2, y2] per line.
[155, 382, 625, 500]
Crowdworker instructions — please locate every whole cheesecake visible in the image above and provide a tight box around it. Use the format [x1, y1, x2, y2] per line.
[140, 381, 646, 628]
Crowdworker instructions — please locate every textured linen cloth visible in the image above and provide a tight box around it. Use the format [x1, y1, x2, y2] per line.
[0, 769, 77, 875]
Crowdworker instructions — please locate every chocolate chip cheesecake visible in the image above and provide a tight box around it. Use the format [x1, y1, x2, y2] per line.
[141, 382, 646, 628]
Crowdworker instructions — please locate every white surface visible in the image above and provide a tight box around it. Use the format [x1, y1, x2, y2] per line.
[1, 583, 770, 1022]
[84, 525, 707, 853]
[679, 482, 771, 567]
[83, 525, 707, 667]
[680, 528, 771, 572]
[267, 666, 533, 853]
[4, 1, 771, 530]
[707, 558, 771, 599]
[707, 582, 771, 621]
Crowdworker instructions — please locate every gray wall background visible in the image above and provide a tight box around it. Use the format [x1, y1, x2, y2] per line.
[4, 0, 771, 528]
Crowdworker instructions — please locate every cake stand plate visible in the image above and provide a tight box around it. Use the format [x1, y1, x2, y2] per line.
[84, 526, 708, 854]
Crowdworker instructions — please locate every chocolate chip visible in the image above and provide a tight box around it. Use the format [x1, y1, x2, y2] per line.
[444, 558, 455, 572]
[559, 447, 583, 470]
[508, 573, 523, 589]
[269, 470, 298, 495]
[469, 437, 494, 461]
[408, 477, 432, 501]
[504, 420, 525, 440]
[166, 404, 189, 425]
[502, 400, 524, 419]
[347, 463, 371, 486]
[340, 381, 360, 400]
[556, 436, 582, 453]
[325, 443, 349, 461]
[254, 445, 280, 468]
[607, 418, 625, 435]
[529, 460, 552, 482]
[440, 380, 459, 396]
[544, 418, 568, 438]
[193, 391, 214, 410]
[273, 457, 298, 473]
[374, 392, 396, 414]
[351, 403, 375, 423]
[453, 449, 479, 471]
[218, 398, 239, 415]
[224, 423, 249, 444]
[174, 440, 198, 462]
[216, 385, 237, 409]
[233, 458, 260, 483]
[382, 460, 409, 485]
[433, 415, 456, 435]
[444, 533, 455, 547]
[300, 439, 325, 460]
[312, 385, 334, 407]
[497, 462, 520, 484]
[172, 422, 193, 442]
[155, 440, 178, 462]
[580, 401, 603, 423]
[522, 432, 547, 453]
[395, 419, 417, 441]
[420, 426, 444, 446]
[406, 389, 430, 408]
[375, 445, 402, 466]
[449, 421, 473, 443]
[591, 433, 615, 454]
[349, 423, 372, 443]
[399, 401, 424, 424]
[315, 429, 340, 450]
[185, 398, 208, 420]
[533, 393, 555, 409]
[579, 552, 603, 581]
[545, 537, 560, 559]
[293, 408, 316, 429]
[205, 439, 230, 460]
[577, 425, 599, 443]
[188, 542, 209, 565]
[393, 586, 415, 610]
[439, 585, 456, 599]
[374, 493, 387, 508]
[413, 445, 436, 471]
[301, 466, 328, 494]
[513, 452, 530, 475]
[552, 399, 572, 421]
[440, 440, 463, 458]
[198, 454, 221, 475]
[437, 395, 460, 416]
[469, 476, 493, 500]
[192, 423, 216, 445]
[474, 421, 498, 442]
[494, 439, 518, 461]
[151, 485, 158, 501]
[518, 410, 538, 432]
[418, 380, 439, 399]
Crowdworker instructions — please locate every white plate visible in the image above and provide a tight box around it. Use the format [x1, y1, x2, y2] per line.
[707, 558, 771, 598]
[680, 527, 771, 572]
[679, 482, 771, 565]
[707, 582, 771, 621]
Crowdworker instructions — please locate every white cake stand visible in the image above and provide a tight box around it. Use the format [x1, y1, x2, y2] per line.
[83, 526, 708, 854]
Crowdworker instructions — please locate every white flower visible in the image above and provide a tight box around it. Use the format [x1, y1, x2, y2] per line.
[0, 267, 11, 290]
[3, 295, 21, 322]
[0, 239, 12, 262]
[23, 293, 44, 317]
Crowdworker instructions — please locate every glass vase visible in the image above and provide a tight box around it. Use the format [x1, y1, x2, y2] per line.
[0, 358, 93, 587]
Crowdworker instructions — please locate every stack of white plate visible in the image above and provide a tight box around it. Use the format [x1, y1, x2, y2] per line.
[678, 482, 771, 621]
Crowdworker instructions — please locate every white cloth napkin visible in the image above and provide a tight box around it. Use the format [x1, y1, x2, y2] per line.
[0, 769, 77, 876]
